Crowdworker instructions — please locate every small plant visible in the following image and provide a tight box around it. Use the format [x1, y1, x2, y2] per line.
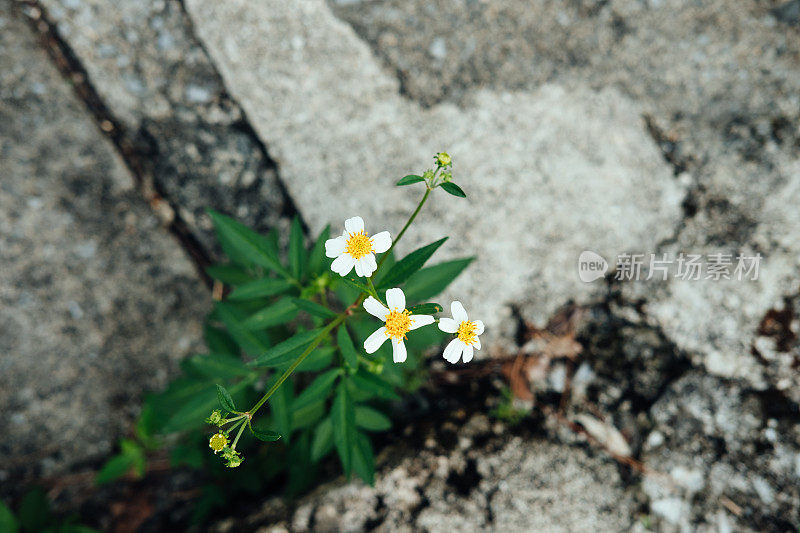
[101, 152, 482, 503]
[0, 489, 98, 533]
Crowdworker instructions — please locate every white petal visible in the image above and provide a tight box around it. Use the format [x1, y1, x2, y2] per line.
[386, 287, 406, 311]
[473, 320, 485, 335]
[370, 231, 392, 253]
[324, 236, 346, 258]
[363, 296, 389, 319]
[391, 338, 407, 363]
[358, 254, 377, 277]
[443, 339, 464, 364]
[344, 216, 364, 234]
[438, 317, 459, 333]
[451, 300, 468, 322]
[354, 257, 365, 277]
[462, 344, 474, 363]
[331, 254, 355, 276]
[472, 336, 481, 350]
[364, 327, 388, 354]
[409, 314, 434, 330]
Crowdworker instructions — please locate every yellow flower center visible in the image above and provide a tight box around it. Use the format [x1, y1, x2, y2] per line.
[384, 309, 412, 339]
[457, 320, 477, 344]
[209, 432, 227, 453]
[345, 231, 373, 259]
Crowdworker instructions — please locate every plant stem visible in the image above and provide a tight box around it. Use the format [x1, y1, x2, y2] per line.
[231, 419, 247, 449]
[377, 187, 431, 271]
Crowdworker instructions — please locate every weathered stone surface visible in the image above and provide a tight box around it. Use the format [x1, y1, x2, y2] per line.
[643, 372, 800, 531]
[0, 2, 207, 480]
[39, 0, 289, 251]
[211, 416, 638, 532]
[184, 0, 686, 348]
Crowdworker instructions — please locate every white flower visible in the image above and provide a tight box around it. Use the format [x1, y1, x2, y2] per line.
[325, 216, 391, 278]
[438, 301, 484, 363]
[363, 288, 434, 363]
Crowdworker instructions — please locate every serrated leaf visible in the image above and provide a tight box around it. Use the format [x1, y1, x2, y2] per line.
[215, 301, 269, 356]
[289, 216, 306, 280]
[403, 257, 475, 302]
[160, 378, 252, 434]
[242, 298, 298, 330]
[311, 417, 334, 462]
[337, 325, 359, 370]
[291, 297, 338, 319]
[249, 328, 323, 367]
[332, 383, 356, 476]
[250, 427, 282, 442]
[440, 182, 466, 198]
[352, 431, 375, 485]
[0, 501, 19, 533]
[207, 210, 288, 275]
[378, 237, 447, 288]
[308, 225, 331, 276]
[182, 353, 252, 380]
[229, 278, 293, 301]
[396, 174, 425, 186]
[293, 369, 340, 411]
[205, 264, 254, 285]
[407, 302, 443, 315]
[216, 384, 237, 412]
[355, 406, 392, 432]
[350, 370, 400, 400]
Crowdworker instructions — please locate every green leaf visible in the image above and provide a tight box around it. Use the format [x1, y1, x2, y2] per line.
[228, 278, 293, 301]
[215, 302, 269, 356]
[440, 182, 466, 198]
[160, 378, 252, 434]
[339, 274, 371, 294]
[291, 297, 338, 319]
[378, 237, 448, 288]
[311, 417, 334, 462]
[355, 406, 392, 431]
[293, 369, 340, 410]
[332, 383, 356, 476]
[352, 431, 375, 485]
[270, 378, 293, 443]
[295, 346, 336, 372]
[289, 216, 306, 280]
[403, 257, 475, 302]
[242, 298, 298, 330]
[207, 210, 288, 275]
[95, 454, 134, 485]
[308, 225, 331, 275]
[204, 324, 239, 356]
[182, 353, 252, 380]
[120, 438, 146, 476]
[0, 501, 19, 533]
[396, 174, 424, 186]
[249, 328, 323, 367]
[291, 401, 326, 431]
[18, 489, 51, 532]
[407, 302, 443, 315]
[205, 264, 253, 285]
[337, 325, 360, 371]
[251, 427, 282, 442]
[350, 370, 400, 400]
[216, 384, 237, 412]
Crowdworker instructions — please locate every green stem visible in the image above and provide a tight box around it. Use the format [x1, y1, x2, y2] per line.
[366, 277, 379, 300]
[230, 419, 247, 449]
[377, 187, 431, 271]
[249, 313, 347, 416]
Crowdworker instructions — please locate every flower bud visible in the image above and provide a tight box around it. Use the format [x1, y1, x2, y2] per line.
[435, 152, 452, 167]
[209, 432, 228, 453]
